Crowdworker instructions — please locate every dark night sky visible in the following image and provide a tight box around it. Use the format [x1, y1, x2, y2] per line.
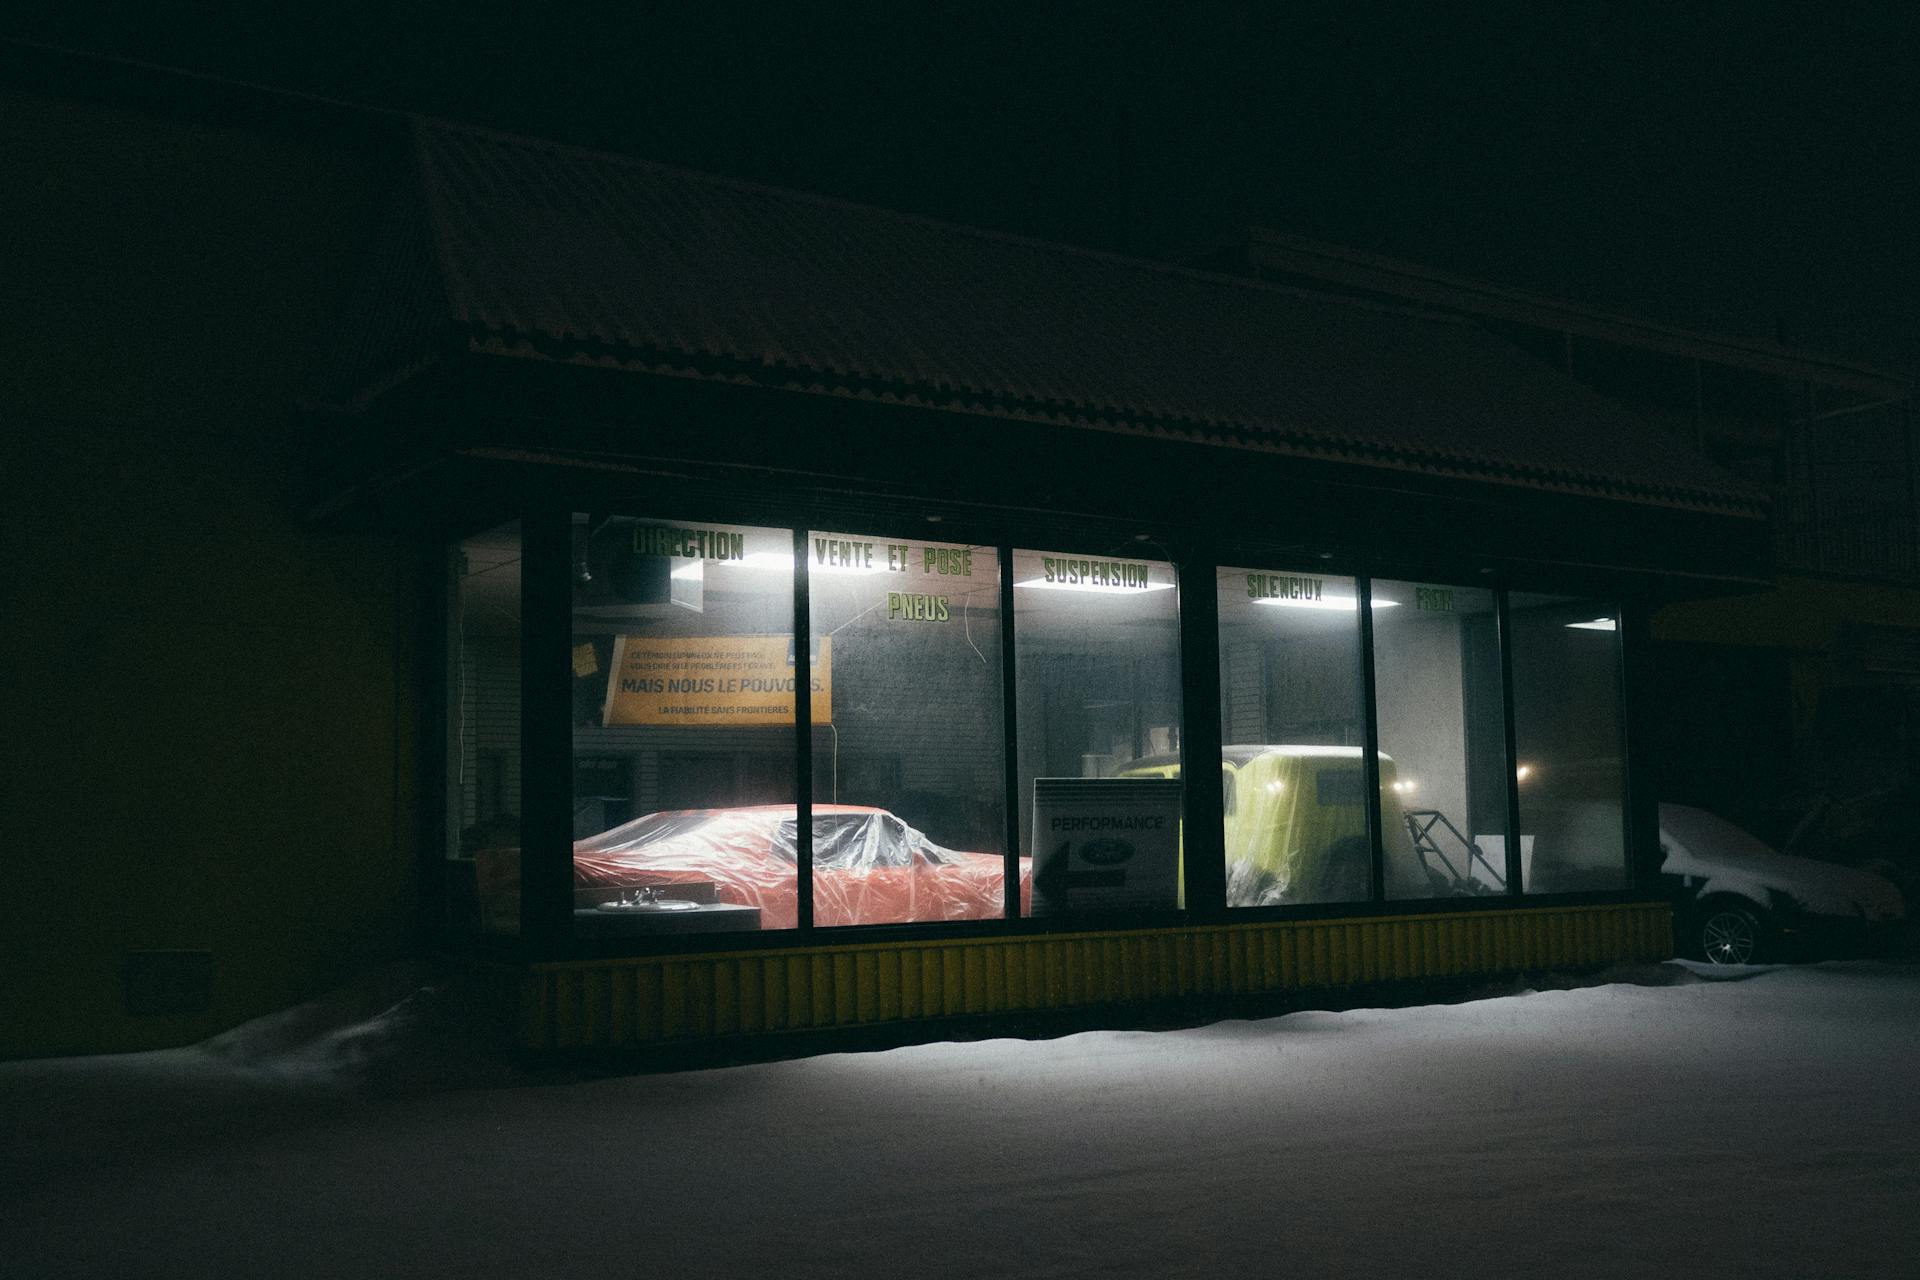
[9, 1, 1918, 373]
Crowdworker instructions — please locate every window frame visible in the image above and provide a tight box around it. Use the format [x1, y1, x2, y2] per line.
[1503, 588, 1636, 896]
[464, 499, 1646, 961]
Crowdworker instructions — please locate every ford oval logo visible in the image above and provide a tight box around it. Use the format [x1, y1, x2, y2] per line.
[1079, 838, 1135, 866]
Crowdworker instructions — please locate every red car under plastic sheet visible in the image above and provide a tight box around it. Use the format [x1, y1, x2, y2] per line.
[572, 805, 1031, 929]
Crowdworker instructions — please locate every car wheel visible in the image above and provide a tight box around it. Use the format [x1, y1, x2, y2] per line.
[1695, 898, 1764, 965]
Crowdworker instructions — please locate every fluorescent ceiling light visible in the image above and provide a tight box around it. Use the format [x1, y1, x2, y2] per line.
[671, 552, 887, 579]
[1566, 617, 1617, 631]
[1251, 596, 1400, 611]
[1014, 578, 1175, 594]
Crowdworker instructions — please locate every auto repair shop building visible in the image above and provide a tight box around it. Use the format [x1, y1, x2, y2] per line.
[2, 65, 1768, 1058]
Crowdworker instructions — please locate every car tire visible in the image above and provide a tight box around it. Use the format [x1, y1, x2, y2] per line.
[1694, 897, 1766, 965]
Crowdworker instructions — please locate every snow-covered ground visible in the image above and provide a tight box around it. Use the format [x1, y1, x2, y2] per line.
[5, 961, 1919, 1279]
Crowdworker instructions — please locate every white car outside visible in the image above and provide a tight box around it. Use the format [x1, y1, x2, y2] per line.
[1659, 802, 1906, 963]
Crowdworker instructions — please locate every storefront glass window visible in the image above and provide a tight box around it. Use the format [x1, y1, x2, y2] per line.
[567, 516, 797, 936]
[805, 532, 1013, 925]
[1371, 580, 1508, 899]
[1216, 566, 1372, 906]
[449, 521, 521, 936]
[1014, 547, 1183, 915]
[1509, 593, 1628, 891]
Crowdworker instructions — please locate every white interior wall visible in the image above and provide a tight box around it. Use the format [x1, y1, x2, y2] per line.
[1372, 615, 1469, 829]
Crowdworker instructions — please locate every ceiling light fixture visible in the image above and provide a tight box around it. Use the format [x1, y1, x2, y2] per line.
[1014, 578, 1176, 594]
[674, 552, 891, 579]
[1250, 596, 1401, 611]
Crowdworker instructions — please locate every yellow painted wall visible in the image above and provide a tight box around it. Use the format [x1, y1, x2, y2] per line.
[0, 89, 419, 1056]
[523, 904, 1672, 1051]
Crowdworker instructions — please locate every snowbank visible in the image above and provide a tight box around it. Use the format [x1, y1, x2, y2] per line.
[195, 961, 522, 1093]
[4, 961, 1917, 1279]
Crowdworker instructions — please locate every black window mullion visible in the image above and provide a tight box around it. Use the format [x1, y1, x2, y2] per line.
[1494, 588, 1524, 897]
[1356, 575, 1386, 902]
[431, 542, 459, 943]
[998, 545, 1022, 919]
[1617, 599, 1650, 892]
[521, 509, 574, 952]
[1175, 556, 1226, 916]
[792, 527, 814, 933]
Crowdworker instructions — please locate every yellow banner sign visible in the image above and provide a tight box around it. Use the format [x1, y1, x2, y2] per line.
[602, 635, 832, 727]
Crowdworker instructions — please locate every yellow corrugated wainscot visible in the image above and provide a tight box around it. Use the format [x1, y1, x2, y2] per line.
[519, 902, 1672, 1052]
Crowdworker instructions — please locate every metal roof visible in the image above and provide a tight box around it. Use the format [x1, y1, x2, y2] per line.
[410, 119, 1767, 517]
[1246, 229, 1913, 400]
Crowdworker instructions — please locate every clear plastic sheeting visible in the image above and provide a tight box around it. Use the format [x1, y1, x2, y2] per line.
[1224, 747, 1370, 905]
[1214, 746, 1423, 906]
[572, 805, 1031, 930]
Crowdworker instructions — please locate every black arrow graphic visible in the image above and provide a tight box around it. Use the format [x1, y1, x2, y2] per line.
[1034, 840, 1127, 908]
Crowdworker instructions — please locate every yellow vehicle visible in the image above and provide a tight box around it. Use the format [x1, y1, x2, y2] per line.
[1119, 745, 1425, 905]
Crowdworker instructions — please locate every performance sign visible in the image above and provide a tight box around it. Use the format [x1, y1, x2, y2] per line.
[602, 635, 832, 727]
[1030, 777, 1183, 915]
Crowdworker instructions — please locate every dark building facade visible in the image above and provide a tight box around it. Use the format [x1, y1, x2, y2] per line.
[1224, 232, 1918, 884]
[3, 61, 1771, 1059]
